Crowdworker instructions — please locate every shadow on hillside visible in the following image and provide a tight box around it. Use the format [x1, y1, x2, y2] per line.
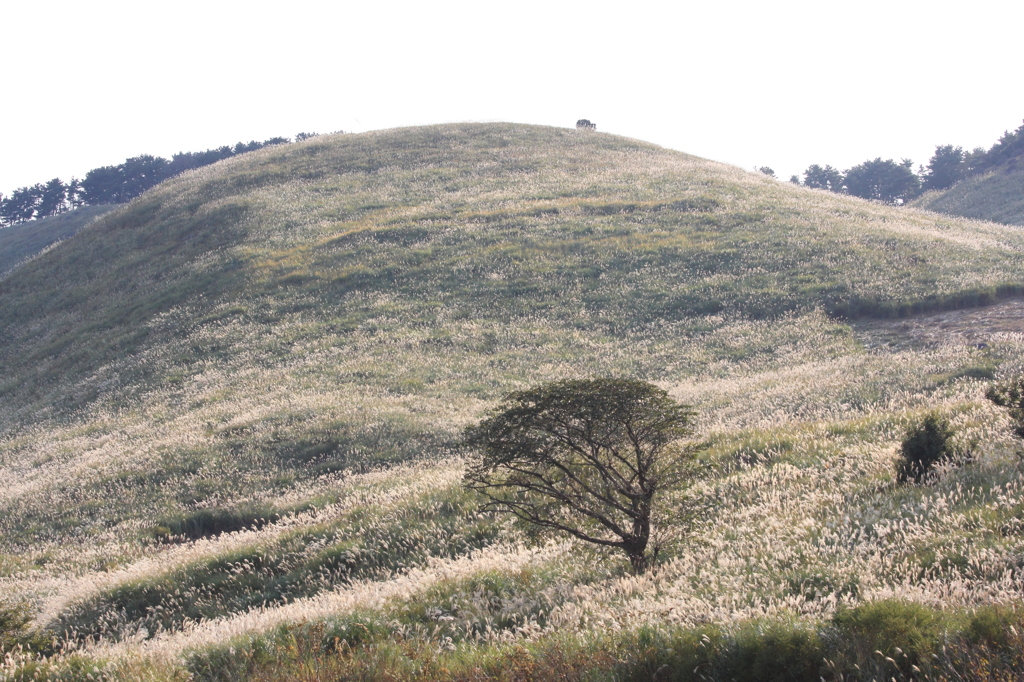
[0, 205, 115, 277]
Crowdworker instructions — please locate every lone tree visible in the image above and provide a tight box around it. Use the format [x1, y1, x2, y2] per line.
[463, 378, 698, 573]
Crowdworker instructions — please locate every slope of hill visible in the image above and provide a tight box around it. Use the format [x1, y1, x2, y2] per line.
[914, 165, 1024, 225]
[0, 204, 115, 277]
[4, 124, 1024, 420]
[3, 124, 1024, 680]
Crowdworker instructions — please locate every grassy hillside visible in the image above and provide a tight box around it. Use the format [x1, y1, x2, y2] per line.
[0, 205, 114, 276]
[3, 124, 1024, 680]
[914, 165, 1024, 225]
[4, 125, 1024, 419]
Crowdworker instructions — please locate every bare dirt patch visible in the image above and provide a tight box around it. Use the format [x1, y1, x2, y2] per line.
[852, 299, 1024, 350]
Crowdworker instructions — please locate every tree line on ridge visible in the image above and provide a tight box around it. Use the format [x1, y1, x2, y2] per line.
[776, 119, 1024, 205]
[0, 132, 328, 228]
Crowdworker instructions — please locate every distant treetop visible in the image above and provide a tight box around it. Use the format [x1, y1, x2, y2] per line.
[576, 119, 597, 131]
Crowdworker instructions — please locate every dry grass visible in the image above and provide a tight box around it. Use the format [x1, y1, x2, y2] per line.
[3, 124, 1024, 680]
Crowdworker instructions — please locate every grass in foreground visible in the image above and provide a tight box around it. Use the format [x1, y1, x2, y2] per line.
[10, 600, 1024, 681]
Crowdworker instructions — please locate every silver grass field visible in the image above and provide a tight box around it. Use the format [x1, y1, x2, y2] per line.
[3, 124, 1024, 680]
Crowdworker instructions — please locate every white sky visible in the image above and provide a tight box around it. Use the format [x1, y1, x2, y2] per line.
[2, 0, 1023, 194]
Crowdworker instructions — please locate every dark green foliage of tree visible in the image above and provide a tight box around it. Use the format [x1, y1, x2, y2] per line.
[896, 413, 955, 483]
[976, 119, 1024, 172]
[233, 140, 262, 154]
[0, 185, 42, 225]
[844, 158, 921, 205]
[756, 166, 775, 177]
[463, 378, 699, 573]
[923, 145, 965, 191]
[79, 164, 124, 205]
[985, 376, 1024, 439]
[66, 177, 85, 209]
[0, 177, 86, 226]
[963, 146, 987, 173]
[120, 154, 171, 199]
[36, 178, 68, 218]
[802, 164, 844, 192]
[166, 146, 234, 176]
[82, 154, 172, 204]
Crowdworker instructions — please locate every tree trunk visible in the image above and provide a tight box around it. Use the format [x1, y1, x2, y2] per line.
[628, 549, 648, 574]
[626, 499, 652, 573]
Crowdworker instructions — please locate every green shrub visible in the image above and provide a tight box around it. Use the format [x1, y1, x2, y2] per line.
[986, 375, 1024, 438]
[896, 413, 955, 483]
[719, 620, 825, 682]
[0, 599, 50, 656]
[965, 604, 1019, 648]
[615, 624, 722, 682]
[832, 599, 944, 673]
